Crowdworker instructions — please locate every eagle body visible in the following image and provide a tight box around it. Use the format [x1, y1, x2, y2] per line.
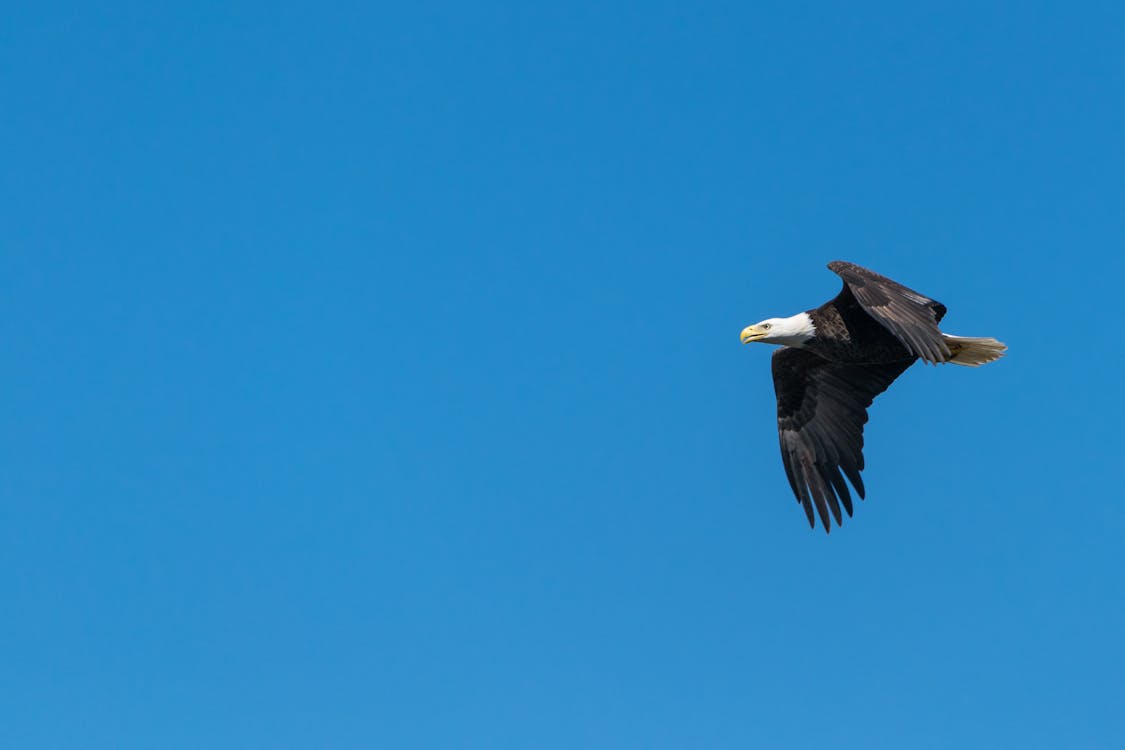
[741, 261, 1006, 533]
[803, 294, 930, 365]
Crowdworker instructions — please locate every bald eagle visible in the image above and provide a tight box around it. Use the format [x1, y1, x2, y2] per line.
[740, 261, 1006, 533]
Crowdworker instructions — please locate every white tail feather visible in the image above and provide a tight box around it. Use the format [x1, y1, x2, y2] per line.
[942, 335, 1007, 366]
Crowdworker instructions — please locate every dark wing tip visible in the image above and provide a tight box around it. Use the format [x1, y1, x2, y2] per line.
[827, 260, 872, 277]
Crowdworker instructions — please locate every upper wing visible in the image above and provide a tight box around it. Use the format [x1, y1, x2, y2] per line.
[771, 347, 913, 533]
[828, 260, 950, 363]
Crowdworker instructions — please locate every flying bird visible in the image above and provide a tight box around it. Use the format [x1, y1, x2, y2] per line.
[740, 261, 1006, 533]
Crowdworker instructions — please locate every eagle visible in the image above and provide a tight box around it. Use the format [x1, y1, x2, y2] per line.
[740, 261, 1006, 533]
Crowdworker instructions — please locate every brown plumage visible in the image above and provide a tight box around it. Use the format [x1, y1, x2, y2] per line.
[740, 262, 1007, 533]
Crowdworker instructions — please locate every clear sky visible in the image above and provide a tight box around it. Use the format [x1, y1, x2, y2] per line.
[4, 2, 1125, 748]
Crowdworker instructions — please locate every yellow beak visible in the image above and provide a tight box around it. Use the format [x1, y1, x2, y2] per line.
[741, 324, 767, 344]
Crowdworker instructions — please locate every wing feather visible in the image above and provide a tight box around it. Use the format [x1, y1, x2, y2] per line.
[771, 347, 914, 532]
[827, 261, 950, 363]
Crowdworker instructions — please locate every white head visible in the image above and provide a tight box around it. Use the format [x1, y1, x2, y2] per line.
[740, 312, 816, 347]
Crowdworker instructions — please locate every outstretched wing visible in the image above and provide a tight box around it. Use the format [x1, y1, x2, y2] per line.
[771, 348, 914, 532]
[828, 260, 950, 363]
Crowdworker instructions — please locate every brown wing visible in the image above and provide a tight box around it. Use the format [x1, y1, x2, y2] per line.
[771, 347, 914, 532]
[828, 261, 950, 363]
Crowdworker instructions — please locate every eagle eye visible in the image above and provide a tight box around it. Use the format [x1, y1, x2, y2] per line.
[762, 323, 771, 330]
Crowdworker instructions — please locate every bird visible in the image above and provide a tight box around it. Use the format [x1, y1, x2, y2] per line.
[740, 261, 1006, 533]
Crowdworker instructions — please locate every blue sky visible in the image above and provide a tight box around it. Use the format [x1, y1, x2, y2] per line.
[4, 2, 1125, 748]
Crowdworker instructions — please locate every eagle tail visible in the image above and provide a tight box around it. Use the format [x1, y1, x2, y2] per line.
[941, 335, 1007, 367]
